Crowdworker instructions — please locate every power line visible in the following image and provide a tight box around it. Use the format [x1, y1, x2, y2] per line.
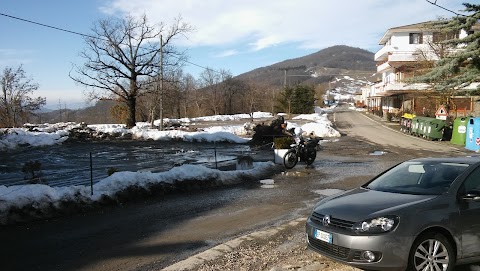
[425, 0, 468, 17]
[0, 11, 222, 74]
[0, 12, 99, 40]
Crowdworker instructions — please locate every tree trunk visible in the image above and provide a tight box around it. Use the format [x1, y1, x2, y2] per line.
[126, 96, 136, 128]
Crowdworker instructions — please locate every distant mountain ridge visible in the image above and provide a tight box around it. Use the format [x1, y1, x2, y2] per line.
[35, 45, 376, 124]
[236, 45, 376, 88]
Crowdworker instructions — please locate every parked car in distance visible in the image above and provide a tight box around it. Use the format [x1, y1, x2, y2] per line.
[306, 157, 480, 271]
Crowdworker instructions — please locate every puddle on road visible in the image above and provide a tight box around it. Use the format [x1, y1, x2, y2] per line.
[259, 179, 276, 189]
[370, 150, 388, 156]
[320, 160, 371, 168]
[281, 171, 312, 177]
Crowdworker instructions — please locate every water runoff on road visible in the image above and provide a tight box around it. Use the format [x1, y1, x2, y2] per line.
[0, 140, 273, 187]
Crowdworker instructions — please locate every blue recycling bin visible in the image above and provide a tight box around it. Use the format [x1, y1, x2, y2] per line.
[465, 117, 480, 151]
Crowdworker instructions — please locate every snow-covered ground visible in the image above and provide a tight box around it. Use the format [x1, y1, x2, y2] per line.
[0, 109, 340, 149]
[0, 109, 341, 224]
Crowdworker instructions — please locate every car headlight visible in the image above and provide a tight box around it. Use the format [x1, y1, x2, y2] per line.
[353, 216, 399, 234]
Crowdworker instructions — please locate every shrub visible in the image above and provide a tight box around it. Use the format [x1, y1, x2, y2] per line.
[107, 167, 118, 176]
[273, 136, 294, 149]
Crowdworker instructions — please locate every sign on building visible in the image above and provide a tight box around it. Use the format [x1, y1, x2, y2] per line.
[435, 105, 448, 120]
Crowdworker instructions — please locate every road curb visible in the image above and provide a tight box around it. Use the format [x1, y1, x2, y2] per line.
[162, 217, 307, 271]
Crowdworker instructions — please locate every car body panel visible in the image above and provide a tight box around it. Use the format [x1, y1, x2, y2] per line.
[306, 157, 480, 270]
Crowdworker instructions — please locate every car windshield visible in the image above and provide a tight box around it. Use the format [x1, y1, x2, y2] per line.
[364, 161, 469, 195]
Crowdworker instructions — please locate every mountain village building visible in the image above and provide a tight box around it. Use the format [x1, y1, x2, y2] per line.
[362, 21, 480, 119]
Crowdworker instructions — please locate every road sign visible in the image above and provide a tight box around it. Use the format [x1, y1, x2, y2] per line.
[435, 106, 448, 120]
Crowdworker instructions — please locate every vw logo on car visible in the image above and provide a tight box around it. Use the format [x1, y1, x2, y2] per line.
[322, 215, 330, 227]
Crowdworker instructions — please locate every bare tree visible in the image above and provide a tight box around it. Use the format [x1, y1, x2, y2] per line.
[0, 65, 45, 127]
[221, 71, 249, 115]
[165, 70, 185, 119]
[181, 73, 197, 118]
[70, 14, 192, 127]
[189, 77, 207, 117]
[199, 68, 222, 115]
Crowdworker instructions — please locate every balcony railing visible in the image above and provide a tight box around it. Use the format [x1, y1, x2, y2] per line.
[370, 81, 430, 93]
[375, 44, 438, 62]
[377, 62, 392, 73]
[374, 45, 392, 62]
[384, 82, 430, 91]
[387, 52, 419, 62]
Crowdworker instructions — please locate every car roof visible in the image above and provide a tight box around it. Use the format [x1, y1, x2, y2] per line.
[407, 156, 480, 165]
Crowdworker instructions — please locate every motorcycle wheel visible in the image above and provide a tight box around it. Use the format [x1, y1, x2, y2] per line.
[283, 150, 298, 169]
[305, 150, 317, 166]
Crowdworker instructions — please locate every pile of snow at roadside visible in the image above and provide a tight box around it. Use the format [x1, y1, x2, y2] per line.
[290, 112, 341, 138]
[174, 112, 273, 122]
[87, 124, 130, 135]
[0, 162, 277, 224]
[0, 112, 274, 150]
[130, 127, 249, 143]
[0, 128, 69, 149]
[0, 111, 341, 149]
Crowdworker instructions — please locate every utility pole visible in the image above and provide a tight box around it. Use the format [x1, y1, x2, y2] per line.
[271, 88, 275, 114]
[159, 34, 164, 131]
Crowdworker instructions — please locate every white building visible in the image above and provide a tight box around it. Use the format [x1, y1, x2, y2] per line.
[366, 21, 478, 118]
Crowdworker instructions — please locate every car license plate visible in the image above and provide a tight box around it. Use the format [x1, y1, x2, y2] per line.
[314, 228, 332, 243]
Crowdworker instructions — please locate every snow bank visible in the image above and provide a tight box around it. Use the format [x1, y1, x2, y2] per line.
[0, 162, 277, 224]
[290, 113, 341, 137]
[0, 128, 69, 149]
[130, 127, 249, 143]
[0, 111, 341, 149]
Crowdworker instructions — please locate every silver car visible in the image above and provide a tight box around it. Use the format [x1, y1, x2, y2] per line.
[306, 157, 480, 271]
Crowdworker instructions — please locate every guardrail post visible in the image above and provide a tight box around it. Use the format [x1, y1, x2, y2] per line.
[90, 152, 93, 195]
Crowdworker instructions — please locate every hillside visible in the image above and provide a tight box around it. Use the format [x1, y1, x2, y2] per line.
[33, 45, 377, 124]
[35, 100, 118, 124]
[236, 45, 377, 90]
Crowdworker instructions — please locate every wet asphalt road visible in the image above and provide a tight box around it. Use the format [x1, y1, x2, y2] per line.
[0, 108, 471, 271]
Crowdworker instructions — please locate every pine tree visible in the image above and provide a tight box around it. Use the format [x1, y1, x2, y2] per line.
[411, 3, 480, 95]
[291, 85, 315, 114]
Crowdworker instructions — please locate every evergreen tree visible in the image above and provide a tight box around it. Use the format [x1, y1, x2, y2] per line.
[411, 3, 480, 94]
[291, 85, 315, 114]
[276, 85, 315, 114]
[276, 87, 294, 114]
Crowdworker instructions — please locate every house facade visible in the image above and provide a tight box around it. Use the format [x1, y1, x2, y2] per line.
[365, 21, 479, 119]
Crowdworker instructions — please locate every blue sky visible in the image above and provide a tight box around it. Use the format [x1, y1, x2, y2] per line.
[0, 0, 469, 109]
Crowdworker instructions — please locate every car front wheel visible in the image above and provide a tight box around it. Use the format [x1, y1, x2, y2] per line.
[408, 232, 455, 271]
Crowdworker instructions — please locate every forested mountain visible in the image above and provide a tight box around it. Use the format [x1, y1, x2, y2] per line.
[35, 100, 118, 124]
[236, 45, 376, 87]
[34, 45, 377, 124]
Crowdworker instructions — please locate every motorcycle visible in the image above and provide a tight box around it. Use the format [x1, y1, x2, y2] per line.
[283, 133, 321, 169]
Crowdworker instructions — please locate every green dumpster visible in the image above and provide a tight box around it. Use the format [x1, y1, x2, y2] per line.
[424, 119, 446, 140]
[411, 117, 421, 135]
[451, 116, 471, 145]
[414, 117, 435, 137]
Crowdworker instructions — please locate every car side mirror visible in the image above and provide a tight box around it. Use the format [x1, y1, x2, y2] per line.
[462, 190, 480, 202]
